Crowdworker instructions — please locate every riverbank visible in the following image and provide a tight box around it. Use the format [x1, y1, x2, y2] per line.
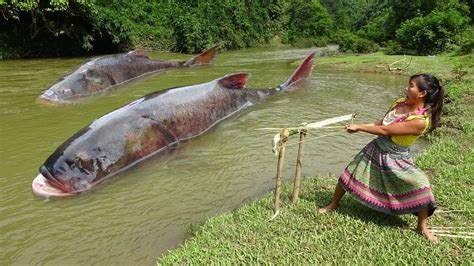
[157, 52, 473, 264]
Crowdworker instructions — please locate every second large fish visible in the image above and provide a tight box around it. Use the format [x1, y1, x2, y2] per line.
[37, 46, 217, 104]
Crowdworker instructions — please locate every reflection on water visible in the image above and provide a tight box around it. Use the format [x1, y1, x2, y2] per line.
[0, 47, 423, 265]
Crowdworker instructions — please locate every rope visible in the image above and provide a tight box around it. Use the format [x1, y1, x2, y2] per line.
[256, 125, 346, 131]
[284, 129, 347, 148]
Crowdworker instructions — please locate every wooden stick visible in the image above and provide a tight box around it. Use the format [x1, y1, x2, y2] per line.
[435, 210, 469, 213]
[350, 113, 357, 124]
[433, 233, 474, 239]
[259, 113, 354, 132]
[430, 226, 474, 229]
[256, 125, 345, 131]
[273, 128, 289, 218]
[430, 229, 474, 235]
[292, 124, 307, 203]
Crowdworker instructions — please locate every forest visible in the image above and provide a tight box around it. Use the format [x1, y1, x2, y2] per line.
[0, 0, 473, 59]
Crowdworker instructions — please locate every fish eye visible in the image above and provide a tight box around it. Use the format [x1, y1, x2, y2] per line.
[62, 88, 73, 96]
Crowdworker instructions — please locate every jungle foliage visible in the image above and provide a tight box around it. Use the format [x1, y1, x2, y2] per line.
[0, 0, 472, 59]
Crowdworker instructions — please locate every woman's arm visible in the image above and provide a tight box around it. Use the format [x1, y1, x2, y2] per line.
[346, 119, 427, 136]
[361, 119, 383, 127]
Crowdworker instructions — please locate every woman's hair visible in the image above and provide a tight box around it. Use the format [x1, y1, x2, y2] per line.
[409, 74, 445, 132]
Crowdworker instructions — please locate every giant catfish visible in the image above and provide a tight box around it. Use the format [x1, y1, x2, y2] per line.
[32, 53, 315, 197]
[36, 46, 217, 104]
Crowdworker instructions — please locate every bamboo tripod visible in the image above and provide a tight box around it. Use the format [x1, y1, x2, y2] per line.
[271, 126, 308, 220]
[270, 114, 355, 219]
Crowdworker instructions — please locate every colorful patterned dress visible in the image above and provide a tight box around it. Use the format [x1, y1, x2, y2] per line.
[339, 98, 436, 216]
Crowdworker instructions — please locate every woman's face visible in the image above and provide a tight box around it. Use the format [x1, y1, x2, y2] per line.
[405, 79, 426, 104]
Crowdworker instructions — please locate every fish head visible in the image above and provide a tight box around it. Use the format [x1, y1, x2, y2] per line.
[37, 68, 114, 103]
[37, 71, 89, 103]
[40, 149, 98, 194]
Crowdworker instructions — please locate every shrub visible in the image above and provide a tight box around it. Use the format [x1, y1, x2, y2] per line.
[0, 0, 284, 58]
[458, 26, 473, 55]
[333, 30, 378, 53]
[396, 7, 471, 55]
[384, 40, 402, 55]
[291, 36, 329, 48]
[357, 12, 390, 43]
[284, 0, 334, 45]
[332, 30, 354, 52]
[313, 36, 330, 47]
[0, 1, 103, 58]
[353, 38, 379, 53]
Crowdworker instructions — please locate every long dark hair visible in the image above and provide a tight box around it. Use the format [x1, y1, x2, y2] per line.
[410, 74, 445, 132]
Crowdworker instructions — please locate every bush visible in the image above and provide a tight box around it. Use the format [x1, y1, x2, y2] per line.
[357, 12, 390, 43]
[0, 1, 104, 58]
[332, 30, 354, 52]
[284, 0, 334, 45]
[396, 7, 471, 55]
[0, 0, 284, 58]
[313, 36, 330, 47]
[353, 38, 379, 53]
[458, 26, 474, 55]
[384, 40, 402, 55]
[333, 30, 378, 53]
[291, 38, 315, 48]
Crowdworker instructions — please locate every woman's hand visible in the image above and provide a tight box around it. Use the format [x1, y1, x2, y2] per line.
[345, 124, 359, 133]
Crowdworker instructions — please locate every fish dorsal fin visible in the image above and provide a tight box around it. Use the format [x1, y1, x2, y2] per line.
[184, 45, 218, 67]
[217, 73, 250, 90]
[128, 50, 150, 58]
[280, 52, 315, 89]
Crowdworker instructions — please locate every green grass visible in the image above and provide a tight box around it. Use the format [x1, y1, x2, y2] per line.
[158, 52, 474, 264]
[315, 52, 474, 80]
[158, 176, 473, 264]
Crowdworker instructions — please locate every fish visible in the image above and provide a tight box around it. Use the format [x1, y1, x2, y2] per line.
[36, 46, 217, 104]
[32, 52, 315, 197]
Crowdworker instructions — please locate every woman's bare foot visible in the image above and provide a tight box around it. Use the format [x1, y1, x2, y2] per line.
[318, 203, 337, 214]
[417, 227, 439, 243]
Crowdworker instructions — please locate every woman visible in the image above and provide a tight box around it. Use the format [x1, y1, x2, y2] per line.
[319, 74, 445, 243]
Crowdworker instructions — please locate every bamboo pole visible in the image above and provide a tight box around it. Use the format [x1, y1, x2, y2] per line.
[272, 128, 289, 218]
[292, 123, 307, 203]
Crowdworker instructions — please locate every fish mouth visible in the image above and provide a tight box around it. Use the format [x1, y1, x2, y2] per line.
[34, 166, 78, 197]
[32, 173, 76, 197]
[36, 95, 61, 105]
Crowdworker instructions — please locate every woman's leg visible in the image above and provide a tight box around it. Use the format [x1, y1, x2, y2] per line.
[417, 208, 438, 243]
[318, 183, 346, 213]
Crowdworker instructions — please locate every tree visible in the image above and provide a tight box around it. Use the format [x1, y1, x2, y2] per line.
[284, 0, 334, 44]
[396, 7, 471, 54]
[0, 0, 104, 58]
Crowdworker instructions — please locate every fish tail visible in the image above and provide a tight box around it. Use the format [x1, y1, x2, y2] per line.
[279, 52, 315, 89]
[184, 45, 218, 67]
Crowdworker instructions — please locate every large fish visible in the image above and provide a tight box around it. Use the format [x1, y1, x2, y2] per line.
[36, 46, 217, 104]
[32, 53, 315, 197]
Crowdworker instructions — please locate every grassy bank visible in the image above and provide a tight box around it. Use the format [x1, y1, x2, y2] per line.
[316, 52, 474, 79]
[157, 52, 473, 264]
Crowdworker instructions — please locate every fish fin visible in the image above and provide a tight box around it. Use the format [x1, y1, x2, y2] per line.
[218, 73, 250, 90]
[128, 50, 150, 58]
[280, 52, 315, 89]
[184, 45, 218, 67]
